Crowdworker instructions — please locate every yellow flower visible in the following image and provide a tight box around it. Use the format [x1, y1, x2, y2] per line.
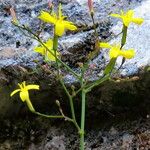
[99, 42, 135, 59]
[34, 39, 59, 61]
[110, 10, 144, 27]
[38, 3, 77, 36]
[10, 81, 39, 112]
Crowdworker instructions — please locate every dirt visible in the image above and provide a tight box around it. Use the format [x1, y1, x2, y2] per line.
[0, 112, 150, 150]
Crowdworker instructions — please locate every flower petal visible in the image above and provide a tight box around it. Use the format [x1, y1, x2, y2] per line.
[110, 14, 121, 18]
[38, 11, 56, 24]
[26, 85, 39, 90]
[123, 18, 131, 27]
[132, 18, 144, 25]
[47, 51, 60, 61]
[63, 21, 77, 31]
[10, 89, 21, 97]
[34, 46, 44, 54]
[26, 98, 35, 112]
[20, 91, 29, 102]
[45, 39, 53, 49]
[99, 42, 111, 48]
[55, 21, 65, 36]
[47, 52, 57, 61]
[127, 10, 134, 18]
[109, 48, 120, 59]
[120, 49, 135, 59]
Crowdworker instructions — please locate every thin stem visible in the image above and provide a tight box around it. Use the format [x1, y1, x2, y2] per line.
[80, 91, 86, 150]
[91, 13, 98, 37]
[33, 111, 64, 118]
[119, 25, 128, 70]
[72, 82, 87, 98]
[121, 25, 128, 49]
[53, 34, 80, 132]
[79, 67, 86, 150]
[26, 98, 63, 119]
[53, 35, 60, 76]
[80, 88, 86, 150]
[59, 79, 80, 131]
[85, 74, 110, 93]
[56, 101, 74, 122]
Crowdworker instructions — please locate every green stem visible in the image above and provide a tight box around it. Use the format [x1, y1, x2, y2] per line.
[26, 98, 63, 119]
[53, 34, 80, 132]
[59, 79, 80, 131]
[53, 35, 59, 52]
[85, 74, 110, 93]
[91, 13, 98, 37]
[53, 35, 60, 76]
[121, 25, 128, 49]
[80, 90, 86, 150]
[33, 111, 64, 118]
[79, 67, 86, 150]
[119, 25, 128, 69]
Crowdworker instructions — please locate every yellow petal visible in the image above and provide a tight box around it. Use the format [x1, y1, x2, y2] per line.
[38, 11, 56, 24]
[63, 21, 77, 31]
[45, 39, 53, 48]
[110, 14, 121, 18]
[10, 89, 21, 97]
[47, 53, 56, 61]
[47, 51, 60, 61]
[109, 48, 120, 59]
[34, 47, 44, 54]
[99, 42, 111, 48]
[20, 91, 29, 102]
[123, 18, 131, 27]
[120, 49, 135, 59]
[127, 10, 134, 18]
[55, 21, 65, 36]
[132, 18, 144, 25]
[26, 85, 39, 90]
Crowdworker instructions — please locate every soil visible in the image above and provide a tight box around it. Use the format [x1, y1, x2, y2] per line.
[0, 112, 150, 150]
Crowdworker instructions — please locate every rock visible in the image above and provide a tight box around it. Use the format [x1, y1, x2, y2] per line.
[122, 133, 134, 149]
[0, 0, 149, 118]
[97, 0, 150, 76]
[109, 127, 118, 135]
[0, 0, 141, 68]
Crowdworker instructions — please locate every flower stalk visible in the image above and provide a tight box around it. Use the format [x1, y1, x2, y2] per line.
[10, 4, 144, 150]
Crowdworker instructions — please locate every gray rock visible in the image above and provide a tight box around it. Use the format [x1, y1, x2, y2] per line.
[0, 0, 142, 68]
[122, 133, 134, 149]
[93, 0, 150, 76]
[0, 0, 149, 118]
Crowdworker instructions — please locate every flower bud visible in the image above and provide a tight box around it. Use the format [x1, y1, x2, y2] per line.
[77, 62, 83, 68]
[56, 100, 61, 107]
[88, 0, 94, 14]
[48, 0, 53, 9]
[10, 7, 18, 24]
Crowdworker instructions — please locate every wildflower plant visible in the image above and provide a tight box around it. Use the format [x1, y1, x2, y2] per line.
[10, 1, 144, 150]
